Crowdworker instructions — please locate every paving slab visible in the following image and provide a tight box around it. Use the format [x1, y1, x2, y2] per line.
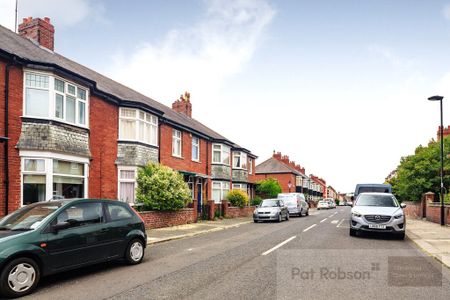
[406, 218, 450, 269]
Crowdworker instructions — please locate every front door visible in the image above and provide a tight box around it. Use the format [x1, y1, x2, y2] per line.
[197, 182, 202, 214]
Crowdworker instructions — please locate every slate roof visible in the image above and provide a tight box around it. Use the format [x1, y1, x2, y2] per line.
[255, 157, 303, 175]
[0, 24, 254, 155]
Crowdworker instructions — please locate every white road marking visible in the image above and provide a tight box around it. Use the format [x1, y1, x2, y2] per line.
[336, 219, 346, 228]
[320, 218, 327, 223]
[262, 236, 297, 256]
[187, 248, 193, 251]
[303, 224, 317, 232]
[331, 220, 339, 224]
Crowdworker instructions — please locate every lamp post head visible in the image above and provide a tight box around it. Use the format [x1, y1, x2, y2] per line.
[428, 95, 444, 101]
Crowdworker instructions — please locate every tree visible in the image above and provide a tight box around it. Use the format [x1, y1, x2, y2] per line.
[136, 163, 192, 211]
[387, 137, 450, 202]
[256, 178, 282, 199]
[226, 190, 249, 208]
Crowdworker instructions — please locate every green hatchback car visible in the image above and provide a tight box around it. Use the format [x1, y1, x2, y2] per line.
[0, 199, 147, 298]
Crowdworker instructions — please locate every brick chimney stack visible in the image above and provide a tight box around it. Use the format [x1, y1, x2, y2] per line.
[18, 17, 55, 51]
[172, 92, 192, 118]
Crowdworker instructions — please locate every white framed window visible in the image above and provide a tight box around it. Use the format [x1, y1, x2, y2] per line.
[119, 108, 158, 146]
[232, 183, 247, 192]
[118, 167, 137, 204]
[212, 144, 230, 165]
[212, 181, 230, 203]
[24, 71, 89, 128]
[172, 129, 182, 157]
[249, 158, 253, 174]
[232, 151, 247, 169]
[192, 137, 200, 162]
[20, 152, 89, 205]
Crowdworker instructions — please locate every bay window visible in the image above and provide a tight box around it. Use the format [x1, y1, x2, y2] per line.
[233, 152, 247, 169]
[212, 181, 230, 203]
[119, 108, 158, 146]
[232, 183, 247, 192]
[212, 144, 230, 165]
[249, 158, 253, 174]
[24, 72, 88, 127]
[21, 155, 88, 205]
[192, 137, 200, 161]
[172, 129, 182, 157]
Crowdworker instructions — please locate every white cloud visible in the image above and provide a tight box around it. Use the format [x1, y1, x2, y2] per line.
[368, 44, 416, 71]
[107, 0, 275, 108]
[443, 4, 450, 20]
[0, 0, 105, 31]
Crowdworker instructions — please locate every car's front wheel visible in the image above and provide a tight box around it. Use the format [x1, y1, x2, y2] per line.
[0, 257, 40, 298]
[125, 238, 145, 265]
[349, 228, 356, 237]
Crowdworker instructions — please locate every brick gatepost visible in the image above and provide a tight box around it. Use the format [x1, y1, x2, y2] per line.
[222, 200, 229, 217]
[207, 200, 215, 220]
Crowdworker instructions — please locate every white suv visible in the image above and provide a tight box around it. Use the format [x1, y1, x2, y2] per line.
[350, 192, 406, 239]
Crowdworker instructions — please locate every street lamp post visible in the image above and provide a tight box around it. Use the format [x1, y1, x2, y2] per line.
[428, 95, 445, 226]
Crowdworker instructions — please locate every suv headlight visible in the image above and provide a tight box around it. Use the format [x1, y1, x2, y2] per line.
[394, 214, 403, 219]
[352, 211, 362, 218]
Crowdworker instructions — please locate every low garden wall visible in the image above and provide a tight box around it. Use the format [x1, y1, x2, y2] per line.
[226, 206, 255, 218]
[402, 201, 422, 219]
[425, 203, 450, 224]
[139, 208, 196, 229]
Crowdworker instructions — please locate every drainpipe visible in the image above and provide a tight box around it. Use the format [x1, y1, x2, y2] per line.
[205, 140, 209, 201]
[4, 62, 11, 215]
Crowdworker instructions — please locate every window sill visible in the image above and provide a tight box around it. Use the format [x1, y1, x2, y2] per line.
[172, 155, 184, 159]
[192, 159, 201, 164]
[211, 163, 231, 167]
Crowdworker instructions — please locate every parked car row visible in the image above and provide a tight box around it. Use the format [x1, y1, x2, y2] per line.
[317, 198, 336, 210]
[0, 199, 147, 298]
[253, 193, 309, 223]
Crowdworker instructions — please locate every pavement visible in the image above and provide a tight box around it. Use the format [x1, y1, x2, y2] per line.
[146, 217, 253, 244]
[406, 218, 450, 269]
[25, 206, 450, 300]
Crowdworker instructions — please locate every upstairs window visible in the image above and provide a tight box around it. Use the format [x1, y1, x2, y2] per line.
[192, 137, 200, 161]
[233, 152, 247, 169]
[172, 129, 182, 157]
[54, 78, 87, 125]
[119, 108, 158, 146]
[25, 73, 49, 118]
[249, 158, 253, 174]
[24, 72, 88, 127]
[212, 144, 230, 165]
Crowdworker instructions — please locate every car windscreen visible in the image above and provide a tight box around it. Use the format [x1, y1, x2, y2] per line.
[358, 187, 390, 194]
[0, 203, 61, 231]
[260, 200, 279, 207]
[355, 194, 398, 207]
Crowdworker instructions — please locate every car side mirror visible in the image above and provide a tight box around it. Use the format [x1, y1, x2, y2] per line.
[351, 196, 354, 201]
[400, 203, 406, 209]
[51, 222, 70, 233]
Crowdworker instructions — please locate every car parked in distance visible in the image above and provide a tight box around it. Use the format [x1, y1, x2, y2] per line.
[253, 199, 289, 223]
[324, 198, 336, 209]
[317, 200, 330, 210]
[349, 192, 406, 239]
[0, 199, 147, 298]
[277, 193, 309, 217]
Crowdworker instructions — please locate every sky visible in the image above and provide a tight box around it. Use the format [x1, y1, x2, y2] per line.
[1, 0, 450, 193]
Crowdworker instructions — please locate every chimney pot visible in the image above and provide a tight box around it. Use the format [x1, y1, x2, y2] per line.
[172, 91, 192, 118]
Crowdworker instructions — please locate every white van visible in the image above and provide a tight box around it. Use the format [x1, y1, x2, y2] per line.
[277, 193, 309, 217]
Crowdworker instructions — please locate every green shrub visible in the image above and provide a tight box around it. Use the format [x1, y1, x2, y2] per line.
[136, 163, 192, 211]
[251, 196, 262, 206]
[226, 190, 249, 208]
[256, 178, 282, 199]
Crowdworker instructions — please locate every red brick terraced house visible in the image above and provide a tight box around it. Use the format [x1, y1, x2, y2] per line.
[255, 152, 309, 195]
[327, 185, 337, 200]
[0, 17, 257, 217]
[309, 175, 326, 202]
